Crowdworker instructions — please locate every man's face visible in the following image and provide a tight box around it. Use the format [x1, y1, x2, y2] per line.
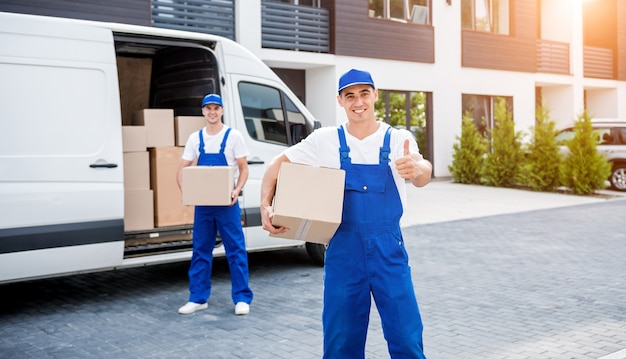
[202, 103, 223, 124]
[337, 85, 378, 123]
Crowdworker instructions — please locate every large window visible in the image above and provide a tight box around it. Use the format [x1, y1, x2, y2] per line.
[369, 0, 430, 25]
[462, 94, 513, 138]
[461, 0, 509, 35]
[376, 90, 429, 159]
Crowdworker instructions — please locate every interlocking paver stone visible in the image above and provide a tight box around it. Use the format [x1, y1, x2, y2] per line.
[1, 184, 625, 359]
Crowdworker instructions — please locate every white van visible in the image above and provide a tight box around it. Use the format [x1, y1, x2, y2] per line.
[0, 12, 326, 284]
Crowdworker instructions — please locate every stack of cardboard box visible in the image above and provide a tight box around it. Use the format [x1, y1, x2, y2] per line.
[122, 109, 207, 230]
[122, 124, 153, 231]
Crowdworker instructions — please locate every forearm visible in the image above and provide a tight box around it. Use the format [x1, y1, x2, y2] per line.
[260, 155, 286, 207]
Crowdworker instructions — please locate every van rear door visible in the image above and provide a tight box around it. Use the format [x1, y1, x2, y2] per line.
[0, 13, 124, 282]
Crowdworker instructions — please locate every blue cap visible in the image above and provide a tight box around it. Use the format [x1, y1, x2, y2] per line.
[202, 94, 223, 107]
[338, 69, 375, 94]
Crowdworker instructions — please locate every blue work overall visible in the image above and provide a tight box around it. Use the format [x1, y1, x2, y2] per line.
[322, 126, 426, 359]
[188, 128, 253, 305]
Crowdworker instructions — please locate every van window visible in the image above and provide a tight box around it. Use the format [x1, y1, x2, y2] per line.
[238, 82, 311, 146]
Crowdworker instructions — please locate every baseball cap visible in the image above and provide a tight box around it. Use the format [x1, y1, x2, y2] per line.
[338, 69, 375, 94]
[201, 94, 223, 107]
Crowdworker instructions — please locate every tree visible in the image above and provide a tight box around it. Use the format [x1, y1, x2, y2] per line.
[481, 97, 524, 187]
[560, 111, 611, 195]
[449, 112, 488, 184]
[521, 104, 561, 191]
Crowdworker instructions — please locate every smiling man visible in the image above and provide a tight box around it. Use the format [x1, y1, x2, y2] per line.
[260, 69, 432, 358]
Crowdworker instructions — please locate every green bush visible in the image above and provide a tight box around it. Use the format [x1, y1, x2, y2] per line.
[560, 111, 611, 195]
[521, 104, 561, 191]
[449, 112, 487, 184]
[481, 97, 524, 187]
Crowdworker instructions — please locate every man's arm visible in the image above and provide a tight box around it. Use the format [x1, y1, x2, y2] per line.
[231, 157, 249, 205]
[176, 159, 194, 191]
[260, 154, 290, 234]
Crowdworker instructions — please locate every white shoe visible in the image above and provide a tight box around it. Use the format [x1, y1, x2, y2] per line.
[178, 302, 208, 314]
[235, 302, 250, 315]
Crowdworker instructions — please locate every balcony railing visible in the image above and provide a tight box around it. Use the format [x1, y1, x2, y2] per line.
[152, 0, 235, 40]
[536, 39, 569, 75]
[584, 46, 614, 79]
[261, 1, 330, 53]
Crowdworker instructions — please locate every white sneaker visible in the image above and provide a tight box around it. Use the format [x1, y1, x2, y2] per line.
[235, 302, 250, 315]
[178, 302, 208, 314]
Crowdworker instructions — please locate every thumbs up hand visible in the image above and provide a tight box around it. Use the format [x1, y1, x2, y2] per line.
[395, 138, 426, 181]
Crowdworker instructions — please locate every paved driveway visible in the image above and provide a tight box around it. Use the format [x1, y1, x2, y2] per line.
[1, 183, 625, 358]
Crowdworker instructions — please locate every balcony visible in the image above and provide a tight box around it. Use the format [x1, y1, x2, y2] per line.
[583, 46, 614, 79]
[536, 39, 569, 75]
[152, 0, 235, 40]
[261, 1, 330, 53]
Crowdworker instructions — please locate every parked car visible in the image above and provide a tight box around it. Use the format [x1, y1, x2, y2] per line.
[555, 119, 626, 191]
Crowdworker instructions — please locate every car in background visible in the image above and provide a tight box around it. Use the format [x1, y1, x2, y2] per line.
[555, 119, 626, 191]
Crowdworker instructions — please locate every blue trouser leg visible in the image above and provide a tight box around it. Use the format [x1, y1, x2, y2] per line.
[323, 229, 370, 359]
[216, 201, 253, 304]
[370, 228, 426, 359]
[188, 206, 217, 303]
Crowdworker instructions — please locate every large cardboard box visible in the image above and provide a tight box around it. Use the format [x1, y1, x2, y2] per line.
[149, 147, 195, 227]
[124, 189, 154, 231]
[122, 126, 147, 152]
[117, 57, 152, 125]
[182, 166, 235, 206]
[123, 151, 150, 190]
[175, 116, 205, 146]
[270, 162, 345, 244]
[133, 109, 175, 147]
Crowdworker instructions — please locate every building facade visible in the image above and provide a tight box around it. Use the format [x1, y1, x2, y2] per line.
[1, 0, 625, 177]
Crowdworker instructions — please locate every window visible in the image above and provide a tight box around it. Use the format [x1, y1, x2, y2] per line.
[369, 0, 430, 25]
[461, 0, 509, 35]
[238, 82, 312, 146]
[462, 94, 513, 137]
[376, 90, 429, 158]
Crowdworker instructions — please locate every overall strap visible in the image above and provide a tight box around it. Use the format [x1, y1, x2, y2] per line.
[219, 128, 231, 154]
[379, 126, 392, 163]
[198, 129, 205, 153]
[337, 126, 351, 164]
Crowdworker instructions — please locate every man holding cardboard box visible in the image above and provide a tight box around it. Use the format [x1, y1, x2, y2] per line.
[177, 94, 253, 316]
[260, 69, 432, 358]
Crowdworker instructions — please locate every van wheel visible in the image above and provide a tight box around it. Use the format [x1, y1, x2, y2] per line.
[610, 164, 626, 191]
[305, 242, 325, 266]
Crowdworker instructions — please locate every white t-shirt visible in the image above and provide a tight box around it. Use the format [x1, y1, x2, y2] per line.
[283, 121, 421, 210]
[182, 125, 250, 178]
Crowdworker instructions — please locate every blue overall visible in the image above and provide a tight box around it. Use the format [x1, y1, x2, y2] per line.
[187, 128, 253, 305]
[322, 126, 426, 359]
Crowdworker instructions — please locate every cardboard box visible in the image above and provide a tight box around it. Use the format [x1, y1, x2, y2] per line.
[182, 166, 235, 206]
[122, 126, 147, 152]
[132, 109, 175, 147]
[175, 116, 205, 146]
[270, 162, 345, 244]
[117, 57, 152, 125]
[123, 151, 150, 190]
[124, 189, 154, 231]
[149, 147, 195, 227]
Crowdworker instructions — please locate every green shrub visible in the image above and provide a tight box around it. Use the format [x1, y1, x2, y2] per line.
[481, 97, 524, 187]
[449, 112, 488, 184]
[521, 104, 561, 191]
[560, 111, 611, 195]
